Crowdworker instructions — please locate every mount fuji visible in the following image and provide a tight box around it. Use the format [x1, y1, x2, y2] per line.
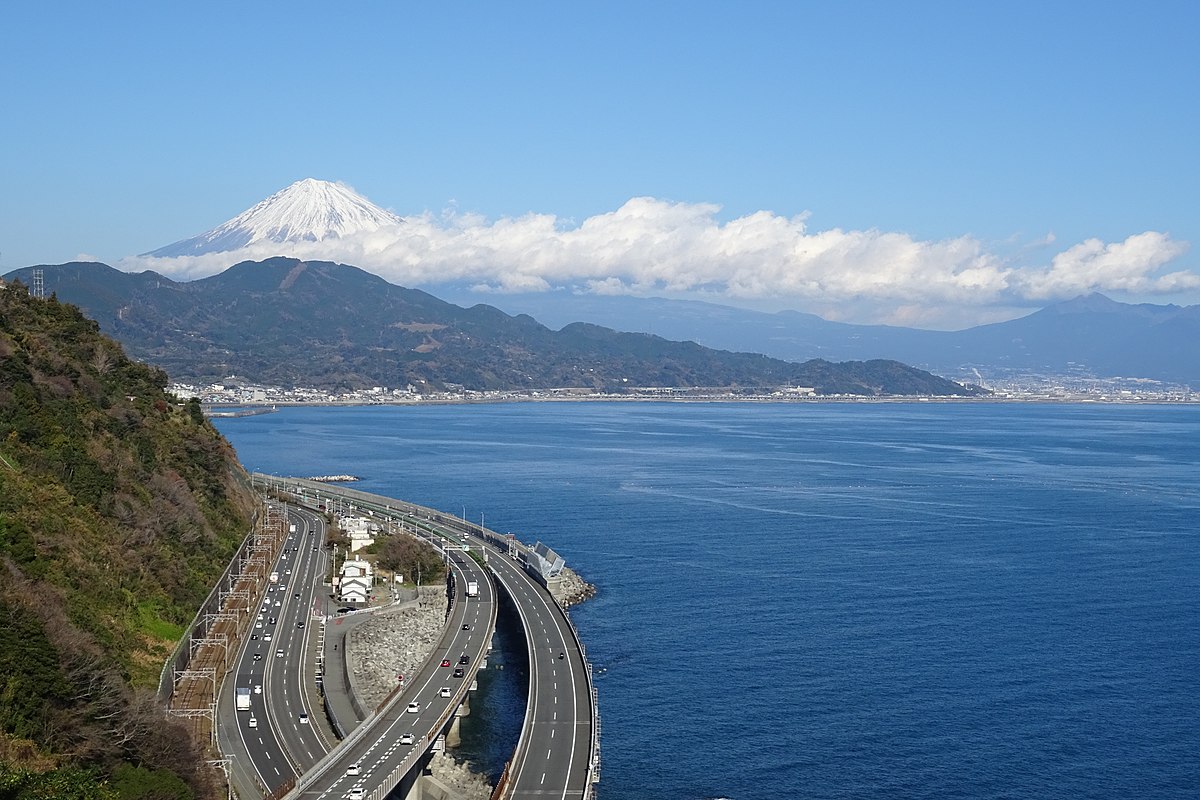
[144, 178, 403, 257]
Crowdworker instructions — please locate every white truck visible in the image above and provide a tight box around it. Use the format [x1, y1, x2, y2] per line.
[466, 580, 479, 598]
[269, 572, 279, 584]
[235, 687, 251, 711]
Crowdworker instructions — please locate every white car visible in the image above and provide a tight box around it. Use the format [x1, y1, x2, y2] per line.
[438, 687, 451, 698]
[264, 633, 272, 641]
[299, 713, 309, 724]
[346, 764, 361, 777]
[399, 732, 415, 745]
[406, 701, 420, 713]
[254, 685, 262, 694]
[248, 717, 258, 729]
[346, 788, 365, 800]
[275, 649, 284, 658]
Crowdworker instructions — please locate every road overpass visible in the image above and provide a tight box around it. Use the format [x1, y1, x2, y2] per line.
[250, 475, 599, 800]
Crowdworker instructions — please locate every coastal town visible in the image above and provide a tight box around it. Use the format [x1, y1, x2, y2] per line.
[173, 374, 1197, 407]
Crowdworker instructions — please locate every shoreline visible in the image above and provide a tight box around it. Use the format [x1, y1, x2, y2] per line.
[202, 394, 1199, 410]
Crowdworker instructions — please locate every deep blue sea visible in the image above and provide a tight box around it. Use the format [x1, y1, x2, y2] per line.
[214, 402, 1200, 800]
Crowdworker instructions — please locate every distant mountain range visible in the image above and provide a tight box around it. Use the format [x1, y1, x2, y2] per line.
[429, 289, 1200, 387]
[2, 260, 981, 396]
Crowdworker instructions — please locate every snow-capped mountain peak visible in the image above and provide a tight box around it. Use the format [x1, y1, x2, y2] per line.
[145, 178, 403, 257]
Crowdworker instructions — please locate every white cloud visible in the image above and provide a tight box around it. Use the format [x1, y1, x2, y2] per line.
[1017, 231, 1194, 299]
[121, 197, 1197, 326]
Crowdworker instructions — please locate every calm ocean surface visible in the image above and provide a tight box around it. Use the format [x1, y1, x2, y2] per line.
[214, 402, 1200, 800]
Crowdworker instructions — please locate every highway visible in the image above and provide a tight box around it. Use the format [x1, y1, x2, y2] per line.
[223, 477, 597, 799]
[285, 543, 496, 800]
[218, 504, 332, 795]
[434, 516, 596, 800]
[252, 476, 598, 800]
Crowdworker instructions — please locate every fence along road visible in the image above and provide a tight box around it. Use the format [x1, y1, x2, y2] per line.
[254, 474, 599, 800]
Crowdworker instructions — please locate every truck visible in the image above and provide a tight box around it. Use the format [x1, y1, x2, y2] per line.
[235, 687, 251, 711]
[466, 580, 479, 598]
[289, 523, 297, 534]
[269, 572, 279, 584]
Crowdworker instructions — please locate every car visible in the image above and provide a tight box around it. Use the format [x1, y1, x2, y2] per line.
[275, 649, 284, 658]
[298, 713, 309, 724]
[558, 652, 565, 660]
[285, 569, 292, 575]
[294, 592, 301, 598]
[438, 687, 451, 698]
[345, 764, 361, 777]
[458, 654, 469, 665]
[248, 717, 258, 728]
[250, 634, 259, 640]
[440, 659, 451, 668]
[258, 613, 265, 619]
[254, 685, 262, 694]
[406, 701, 420, 713]
[453, 667, 464, 678]
[347, 788, 365, 800]
[312, 547, 318, 552]
[269, 617, 277, 624]
[297, 622, 305, 629]
[399, 733, 415, 745]
[255, 621, 263, 628]
[462, 624, 470, 631]
[275, 600, 282, 607]
[253, 653, 262, 661]
[264, 633, 272, 641]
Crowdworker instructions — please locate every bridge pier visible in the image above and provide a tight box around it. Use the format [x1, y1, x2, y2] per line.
[444, 694, 471, 747]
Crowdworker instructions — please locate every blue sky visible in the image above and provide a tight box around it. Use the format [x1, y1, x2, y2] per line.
[2, 1, 1197, 328]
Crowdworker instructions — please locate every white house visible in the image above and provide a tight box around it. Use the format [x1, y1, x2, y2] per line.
[340, 515, 377, 553]
[338, 559, 373, 604]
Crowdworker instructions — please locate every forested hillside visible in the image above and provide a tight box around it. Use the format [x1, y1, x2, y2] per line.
[0, 282, 257, 799]
[4, 260, 986, 396]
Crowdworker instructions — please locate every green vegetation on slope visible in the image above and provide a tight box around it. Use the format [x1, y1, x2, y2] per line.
[4, 260, 987, 395]
[0, 282, 257, 799]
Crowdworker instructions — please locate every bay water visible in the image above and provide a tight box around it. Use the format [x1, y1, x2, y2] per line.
[215, 402, 1200, 799]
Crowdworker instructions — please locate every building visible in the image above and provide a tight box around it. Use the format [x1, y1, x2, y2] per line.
[338, 558, 373, 603]
[340, 515, 378, 553]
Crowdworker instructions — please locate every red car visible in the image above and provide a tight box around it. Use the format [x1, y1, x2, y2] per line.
[440, 659, 451, 667]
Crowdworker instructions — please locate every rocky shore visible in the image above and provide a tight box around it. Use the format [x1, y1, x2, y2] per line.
[343, 586, 492, 800]
[345, 586, 449, 709]
[343, 564, 596, 800]
[550, 565, 596, 607]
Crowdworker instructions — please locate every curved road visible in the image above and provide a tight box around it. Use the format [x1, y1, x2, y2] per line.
[231, 476, 597, 800]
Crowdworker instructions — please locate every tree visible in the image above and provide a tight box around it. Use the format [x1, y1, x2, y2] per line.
[376, 536, 446, 585]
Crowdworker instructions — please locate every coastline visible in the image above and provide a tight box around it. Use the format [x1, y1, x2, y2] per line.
[201, 393, 1199, 411]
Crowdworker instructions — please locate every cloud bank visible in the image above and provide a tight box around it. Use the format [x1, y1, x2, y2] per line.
[122, 197, 1197, 327]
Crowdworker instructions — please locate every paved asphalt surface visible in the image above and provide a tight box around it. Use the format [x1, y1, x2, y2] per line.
[229, 477, 596, 800]
[217, 504, 333, 795]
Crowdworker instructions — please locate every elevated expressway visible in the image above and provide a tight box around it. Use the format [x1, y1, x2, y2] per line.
[247, 474, 599, 800]
[217, 500, 498, 799]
